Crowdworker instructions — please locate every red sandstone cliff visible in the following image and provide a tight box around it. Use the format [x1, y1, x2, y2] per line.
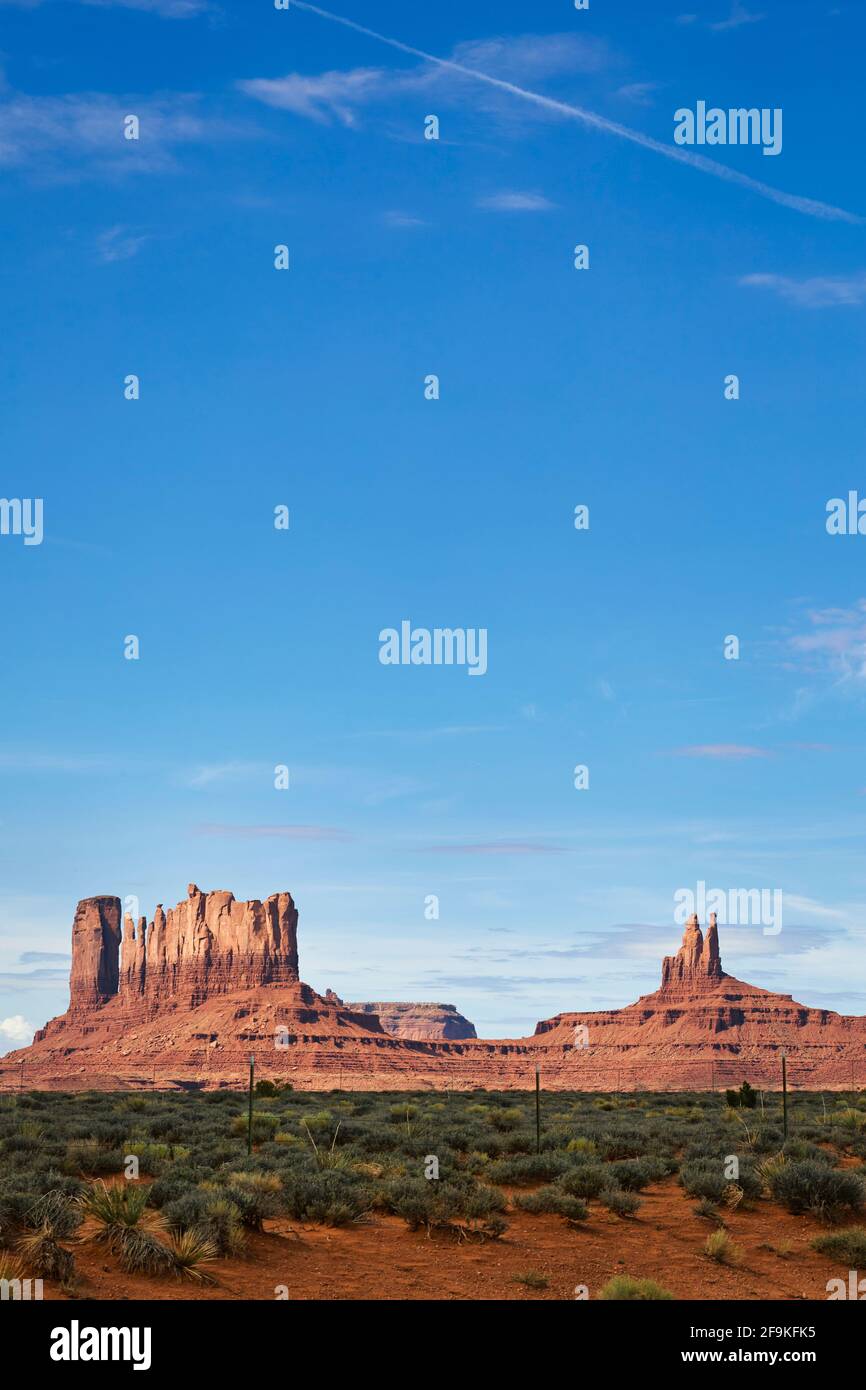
[6, 895, 866, 1093]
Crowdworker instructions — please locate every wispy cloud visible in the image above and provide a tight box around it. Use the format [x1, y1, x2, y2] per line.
[671, 744, 771, 760]
[740, 272, 866, 308]
[709, 3, 765, 31]
[279, 3, 858, 223]
[238, 67, 385, 126]
[382, 210, 427, 228]
[785, 602, 866, 683]
[0, 969, 68, 986]
[418, 840, 569, 855]
[197, 823, 354, 841]
[477, 191, 556, 211]
[359, 723, 506, 740]
[238, 31, 611, 128]
[96, 224, 149, 262]
[614, 82, 661, 107]
[19, 951, 70, 964]
[182, 761, 266, 789]
[0, 751, 112, 773]
[0, 0, 209, 14]
[0, 91, 246, 179]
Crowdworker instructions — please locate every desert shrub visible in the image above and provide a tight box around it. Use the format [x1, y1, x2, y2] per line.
[149, 1165, 209, 1208]
[220, 1183, 281, 1231]
[599, 1275, 673, 1300]
[811, 1227, 866, 1263]
[487, 1108, 523, 1132]
[197, 1198, 246, 1256]
[600, 1188, 641, 1217]
[79, 1180, 166, 1248]
[566, 1137, 597, 1157]
[705, 1229, 741, 1264]
[726, 1082, 757, 1110]
[383, 1178, 463, 1231]
[170, 1229, 217, 1283]
[596, 1133, 646, 1160]
[16, 1224, 76, 1282]
[382, 1175, 506, 1236]
[514, 1187, 588, 1221]
[163, 1190, 210, 1233]
[558, 1165, 609, 1199]
[230, 1113, 280, 1142]
[23, 1190, 82, 1241]
[783, 1140, 833, 1165]
[693, 1198, 722, 1222]
[0, 1252, 26, 1286]
[679, 1162, 728, 1202]
[769, 1162, 865, 1219]
[487, 1154, 570, 1185]
[512, 1271, 548, 1289]
[604, 1158, 660, 1192]
[0, 1185, 40, 1240]
[118, 1227, 174, 1275]
[751, 1127, 784, 1154]
[282, 1170, 371, 1226]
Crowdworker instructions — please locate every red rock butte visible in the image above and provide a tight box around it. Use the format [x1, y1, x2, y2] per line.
[2, 891, 865, 1092]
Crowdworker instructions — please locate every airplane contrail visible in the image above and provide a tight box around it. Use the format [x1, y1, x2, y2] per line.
[290, 0, 859, 224]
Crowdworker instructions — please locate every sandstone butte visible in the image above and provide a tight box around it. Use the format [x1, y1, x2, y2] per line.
[1, 885, 865, 1093]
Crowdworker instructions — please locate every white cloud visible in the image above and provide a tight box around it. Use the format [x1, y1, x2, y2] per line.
[237, 68, 385, 126]
[238, 30, 612, 128]
[382, 210, 427, 228]
[0, 1015, 32, 1043]
[477, 191, 556, 211]
[709, 3, 765, 31]
[279, 3, 858, 223]
[740, 272, 866, 308]
[614, 82, 661, 107]
[0, 91, 246, 179]
[0, 0, 209, 14]
[96, 225, 149, 262]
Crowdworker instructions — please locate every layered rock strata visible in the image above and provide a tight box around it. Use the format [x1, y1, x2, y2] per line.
[5, 898, 866, 1093]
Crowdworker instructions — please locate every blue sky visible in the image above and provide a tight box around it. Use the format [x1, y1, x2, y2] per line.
[1, 0, 866, 1045]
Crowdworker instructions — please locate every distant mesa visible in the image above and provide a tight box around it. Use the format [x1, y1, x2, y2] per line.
[3, 889, 865, 1092]
[343, 1001, 477, 1041]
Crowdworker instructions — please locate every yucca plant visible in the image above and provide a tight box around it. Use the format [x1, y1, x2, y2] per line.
[0, 1251, 24, 1283]
[755, 1152, 787, 1193]
[170, 1229, 218, 1284]
[118, 1227, 174, 1275]
[79, 1181, 166, 1251]
[16, 1223, 76, 1283]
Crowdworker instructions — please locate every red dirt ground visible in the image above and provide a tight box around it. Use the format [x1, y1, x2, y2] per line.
[40, 1177, 851, 1301]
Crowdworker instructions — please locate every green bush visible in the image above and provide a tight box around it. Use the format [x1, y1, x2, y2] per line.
[770, 1162, 865, 1219]
[599, 1274, 673, 1300]
[811, 1227, 866, 1263]
[514, 1187, 588, 1221]
[600, 1188, 641, 1217]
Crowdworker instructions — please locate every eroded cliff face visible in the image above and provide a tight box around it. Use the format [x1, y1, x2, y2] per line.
[119, 885, 299, 1011]
[68, 897, 123, 1013]
[10, 905, 866, 1093]
[659, 912, 724, 993]
[70, 884, 300, 1019]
